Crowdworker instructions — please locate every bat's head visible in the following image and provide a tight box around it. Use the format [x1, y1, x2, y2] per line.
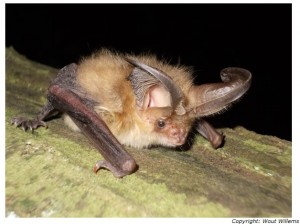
[136, 106, 191, 147]
[126, 58, 251, 148]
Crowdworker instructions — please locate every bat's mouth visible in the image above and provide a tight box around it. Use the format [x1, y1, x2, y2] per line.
[173, 138, 187, 146]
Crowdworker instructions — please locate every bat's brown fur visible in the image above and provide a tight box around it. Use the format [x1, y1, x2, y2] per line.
[65, 50, 194, 148]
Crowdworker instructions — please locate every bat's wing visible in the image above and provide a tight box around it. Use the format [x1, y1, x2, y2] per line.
[12, 64, 137, 178]
[48, 83, 137, 178]
[195, 118, 224, 149]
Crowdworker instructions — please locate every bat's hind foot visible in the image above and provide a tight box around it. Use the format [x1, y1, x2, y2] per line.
[11, 117, 47, 131]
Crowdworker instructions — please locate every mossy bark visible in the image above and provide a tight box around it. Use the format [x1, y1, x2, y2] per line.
[5, 47, 292, 217]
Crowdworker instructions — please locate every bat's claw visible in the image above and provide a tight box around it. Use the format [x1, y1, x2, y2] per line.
[11, 117, 47, 131]
[93, 160, 125, 178]
[93, 159, 137, 178]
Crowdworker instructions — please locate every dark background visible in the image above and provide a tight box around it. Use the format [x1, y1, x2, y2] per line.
[5, 4, 292, 141]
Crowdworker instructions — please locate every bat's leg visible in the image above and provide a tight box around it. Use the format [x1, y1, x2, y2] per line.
[11, 103, 57, 131]
[196, 118, 224, 149]
[48, 84, 137, 178]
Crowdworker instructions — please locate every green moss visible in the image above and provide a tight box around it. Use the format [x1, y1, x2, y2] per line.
[6, 107, 231, 217]
[6, 119, 230, 217]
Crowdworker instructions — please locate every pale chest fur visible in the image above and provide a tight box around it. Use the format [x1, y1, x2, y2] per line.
[64, 105, 159, 148]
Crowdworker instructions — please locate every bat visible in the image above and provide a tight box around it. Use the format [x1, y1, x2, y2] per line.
[11, 49, 252, 178]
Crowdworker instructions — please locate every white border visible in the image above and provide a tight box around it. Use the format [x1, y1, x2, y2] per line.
[1, 1, 297, 223]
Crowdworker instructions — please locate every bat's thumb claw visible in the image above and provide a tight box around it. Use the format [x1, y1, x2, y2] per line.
[93, 159, 137, 178]
[93, 163, 101, 173]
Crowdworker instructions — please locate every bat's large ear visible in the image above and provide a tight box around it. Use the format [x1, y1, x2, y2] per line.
[187, 67, 252, 117]
[126, 58, 186, 115]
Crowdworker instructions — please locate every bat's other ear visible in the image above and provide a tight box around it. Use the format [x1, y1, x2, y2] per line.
[126, 58, 186, 115]
[187, 67, 252, 117]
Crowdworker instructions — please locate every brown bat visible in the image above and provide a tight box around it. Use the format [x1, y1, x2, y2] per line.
[11, 49, 252, 178]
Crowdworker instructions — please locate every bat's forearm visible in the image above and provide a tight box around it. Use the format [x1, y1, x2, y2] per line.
[48, 84, 137, 177]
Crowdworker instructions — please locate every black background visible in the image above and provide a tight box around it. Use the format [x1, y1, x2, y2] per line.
[5, 4, 292, 141]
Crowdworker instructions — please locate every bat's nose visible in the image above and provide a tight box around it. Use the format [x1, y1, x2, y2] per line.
[170, 127, 187, 145]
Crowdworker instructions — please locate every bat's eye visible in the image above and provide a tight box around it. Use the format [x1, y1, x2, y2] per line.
[157, 119, 166, 128]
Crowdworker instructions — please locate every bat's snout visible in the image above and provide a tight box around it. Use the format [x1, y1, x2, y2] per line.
[168, 126, 188, 146]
